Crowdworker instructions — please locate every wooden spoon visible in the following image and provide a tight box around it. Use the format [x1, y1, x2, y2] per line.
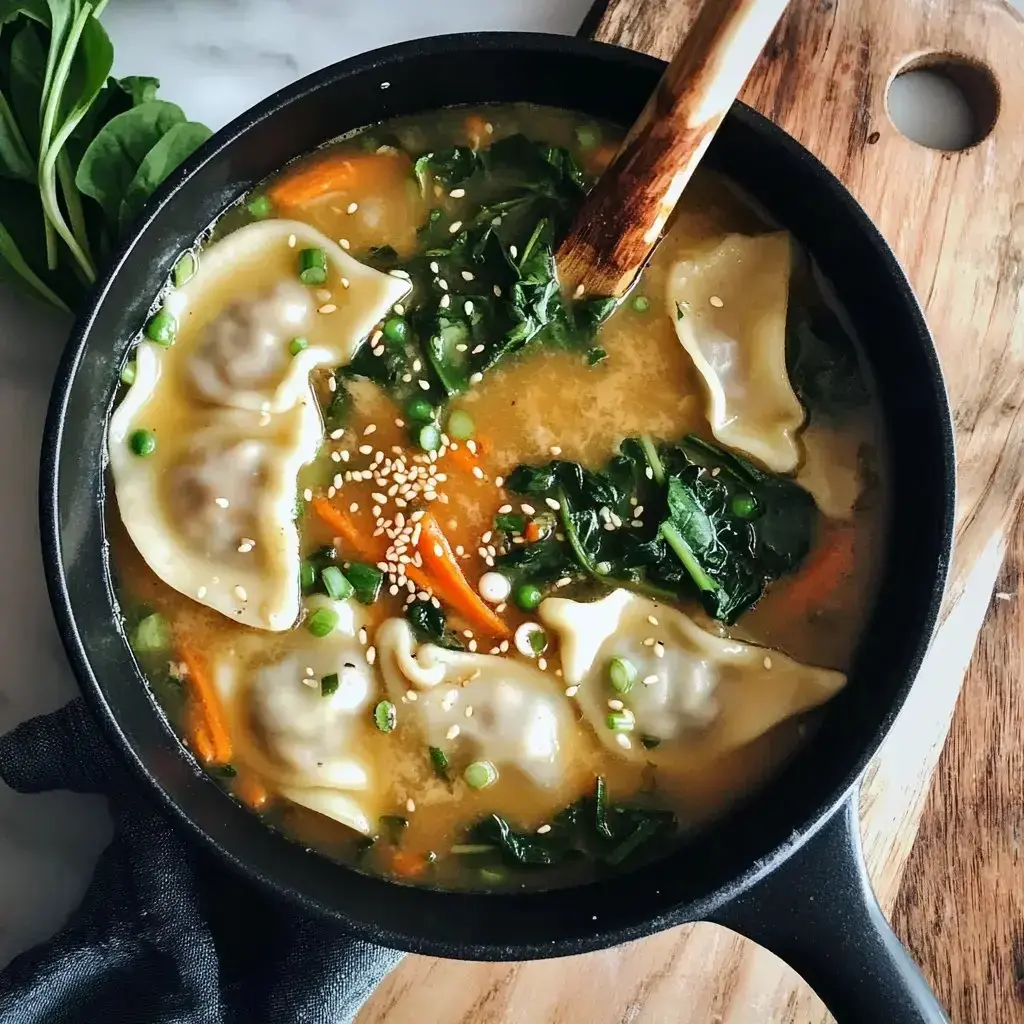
[556, 0, 791, 299]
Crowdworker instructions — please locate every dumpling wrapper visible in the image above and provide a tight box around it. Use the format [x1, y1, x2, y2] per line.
[797, 422, 864, 520]
[540, 589, 845, 765]
[667, 232, 804, 473]
[375, 618, 574, 788]
[165, 219, 410, 413]
[110, 343, 321, 630]
[212, 598, 379, 834]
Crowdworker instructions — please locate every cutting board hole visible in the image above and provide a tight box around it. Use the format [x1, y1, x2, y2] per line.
[887, 54, 999, 151]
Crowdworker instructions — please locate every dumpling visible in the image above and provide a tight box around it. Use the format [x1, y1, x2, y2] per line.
[540, 589, 845, 765]
[165, 219, 410, 413]
[375, 618, 574, 788]
[212, 598, 379, 833]
[797, 422, 865, 520]
[108, 342, 321, 630]
[667, 232, 804, 472]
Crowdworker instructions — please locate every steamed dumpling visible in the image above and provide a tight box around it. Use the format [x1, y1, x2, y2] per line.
[797, 422, 864, 520]
[375, 618, 574, 788]
[165, 219, 410, 413]
[109, 343, 321, 630]
[667, 232, 804, 472]
[540, 589, 845, 766]
[212, 598, 379, 833]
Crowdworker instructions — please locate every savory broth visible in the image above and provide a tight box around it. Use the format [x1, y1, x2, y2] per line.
[107, 104, 887, 890]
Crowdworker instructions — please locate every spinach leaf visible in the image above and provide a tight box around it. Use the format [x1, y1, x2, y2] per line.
[118, 119, 211, 231]
[472, 813, 575, 866]
[76, 99, 186, 226]
[787, 307, 868, 417]
[413, 145, 476, 193]
[405, 601, 464, 651]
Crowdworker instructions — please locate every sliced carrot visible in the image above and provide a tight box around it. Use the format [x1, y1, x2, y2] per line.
[179, 644, 232, 765]
[390, 849, 428, 879]
[234, 773, 269, 812]
[311, 497, 433, 593]
[416, 511, 510, 638]
[464, 114, 491, 151]
[779, 524, 857, 619]
[268, 151, 408, 208]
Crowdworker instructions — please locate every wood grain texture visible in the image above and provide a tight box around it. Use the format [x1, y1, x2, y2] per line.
[555, 0, 789, 297]
[892, 504, 1024, 1022]
[360, 1, 1024, 1020]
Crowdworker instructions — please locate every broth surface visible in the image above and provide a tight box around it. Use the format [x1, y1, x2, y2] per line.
[109, 104, 888, 890]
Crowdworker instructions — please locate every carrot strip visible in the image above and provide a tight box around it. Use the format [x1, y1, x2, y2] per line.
[416, 512, 510, 638]
[390, 849, 428, 878]
[311, 497, 433, 592]
[234, 773, 269, 812]
[779, 524, 857, 618]
[179, 644, 232, 765]
[464, 114, 491, 151]
[524, 520, 543, 544]
[268, 151, 407, 208]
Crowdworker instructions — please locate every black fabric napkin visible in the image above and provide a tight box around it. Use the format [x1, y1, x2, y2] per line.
[0, 699, 403, 1024]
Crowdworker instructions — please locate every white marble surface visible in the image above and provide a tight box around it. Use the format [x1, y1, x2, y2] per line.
[0, 0, 594, 971]
[0, 0, 1011, 980]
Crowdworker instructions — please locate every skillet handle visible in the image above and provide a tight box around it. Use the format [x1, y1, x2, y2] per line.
[707, 792, 949, 1024]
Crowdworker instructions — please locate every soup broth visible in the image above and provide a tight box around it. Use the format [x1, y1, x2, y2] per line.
[107, 104, 887, 890]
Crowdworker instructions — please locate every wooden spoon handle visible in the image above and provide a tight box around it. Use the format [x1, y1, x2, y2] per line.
[556, 0, 790, 298]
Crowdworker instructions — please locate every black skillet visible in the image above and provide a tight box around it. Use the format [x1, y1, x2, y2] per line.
[40, 33, 955, 1024]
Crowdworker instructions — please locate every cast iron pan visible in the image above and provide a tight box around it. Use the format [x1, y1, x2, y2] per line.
[40, 33, 955, 1024]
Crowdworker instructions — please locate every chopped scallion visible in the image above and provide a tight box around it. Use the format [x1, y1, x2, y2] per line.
[449, 843, 494, 855]
[464, 760, 498, 789]
[429, 746, 449, 777]
[320, 673, 340, 697]
[288, 336, 309, 356]
[345, 562, 384, 604]
[144, 308, 176, 345]
[131, 612, 170, 653]
[595, 775, 612, 838]
[298, 247, 328, 285]
[447, 409, 475, 440]
[528, 628, 548, 655]
[631, 294, 650, 313]
[418, 423, 441, 452]
[306, 606, 339, 637]
[495, 512, 526, 535]
[299, 560, 316, 591]
[606, 711, 635, 733]
[173, 251, 197, 287]
[321, 565, 354, 601]
[120, 361, 137, 385]
[374, 700, 397, 733]
[608, 656, 637, 694]
[247, 194, 272, 219]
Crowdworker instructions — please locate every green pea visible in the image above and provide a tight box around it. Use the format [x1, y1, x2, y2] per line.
[418, 423, 441, 452]
[173, 251, 197, 287]
[247, 194, 272, 219]
[306, 606, 339, 637]
[631, 294, 650, 313]
[730, 493, 758, 518]
[144, 309, 176, 345]
[405, 396, 434, 422]
[129, 429, 156, 457]
[464, 760, 498, 789]
[447, 409, 475, 440]
[608, 656, 637, 694]
[120, 361, 137, 386]
[288, 336, 309, 356]
[383, 316, 409, 345]
[514, 583, 542, 611]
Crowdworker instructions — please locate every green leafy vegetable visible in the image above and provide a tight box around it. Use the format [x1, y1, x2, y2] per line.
[344, 561, 384, 605]
[0, 3, 210, 310]
[499, 434, 819, 622]
[404, 600, 464, 651]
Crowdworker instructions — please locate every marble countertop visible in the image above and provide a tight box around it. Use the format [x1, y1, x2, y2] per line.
[0, 0, 593, 971]
[0, 0, 1008, 980]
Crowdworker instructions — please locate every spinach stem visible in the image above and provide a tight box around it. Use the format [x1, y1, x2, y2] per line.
[660, 522, 718, 594]
[639, 434, 665, 485]
[57, 150, 93, 269]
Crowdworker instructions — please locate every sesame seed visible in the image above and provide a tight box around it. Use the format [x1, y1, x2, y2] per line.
[555, 577, 572, 588]
[654, 643, 665, 659]
[340, 450, 350, 462]
[214, 497, 230, 508]
[340, 277, 350, 288]
[645, 466, 654, 480]
[328, 376, 337, 392]
[538, 657, 548, 671]
[648, 615, 659, 626]
[406, 690, 418, 701]
[393, 303, 405, 316]
[237, 540, 254, 553]
[417, 379, 431, 391]
[449, 221, 463, 234]
[318, 303, 337, 314]
[359, 444, 373, 455]
[460, 270, 475, 281]
[642, 674, 659, 686]
[197, 586, 207, 599]
[472, 466, 485, 480]
[615, 733, 632, 750]
[339, 238, 351, 250]
[358, 628, 368, 644]
[287, 233, 296, 247]
[346, 201, 359, 214]
[537, 824, 552, 835]
[520, 504, 536, 515]
[509, 245, 518, 259]
[550, 445, 562, 456]
[468, 640, 478, 652]
[429, 261, 440, 274]
[471, 343, 485, 355]
[493, 284, 502, 297]
[495, 476, 504, 487]
[329, 428, 344, 440]
[234, 585, 248, 602]
[573, 284, 585, 298]
[565, 685, 579, 697]
[363, 424, 377, 435]
[497, 503, 513, 514]
[366, 646, 377, 665]
[450, 188, 466, 198]
[316, 288, 332, 302]
[446, 724, 461, 740]
[464, 300, 475, 315]
[763, 655, 773, 669]
[709, 295, 724, 308]
[643, 637, 655, 647]
[464, 705, 474, 718]
[469, 372, 483, 384]
[406, 798, 416, 813]
[303, 488, 313, 501]
[544, 497, 560, 511]
[608, 699, 624, 711]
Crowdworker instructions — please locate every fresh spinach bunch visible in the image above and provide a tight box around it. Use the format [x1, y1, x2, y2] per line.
[500, 434, 819, 623]
[349, 134, 612, 406]
[0, 2, 210, 311]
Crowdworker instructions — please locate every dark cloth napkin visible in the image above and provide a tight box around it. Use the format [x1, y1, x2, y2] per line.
[0, 699, 403, 1024]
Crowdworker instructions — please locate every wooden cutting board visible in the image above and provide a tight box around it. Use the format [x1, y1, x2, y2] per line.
[360, 1, 1024, 1020]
